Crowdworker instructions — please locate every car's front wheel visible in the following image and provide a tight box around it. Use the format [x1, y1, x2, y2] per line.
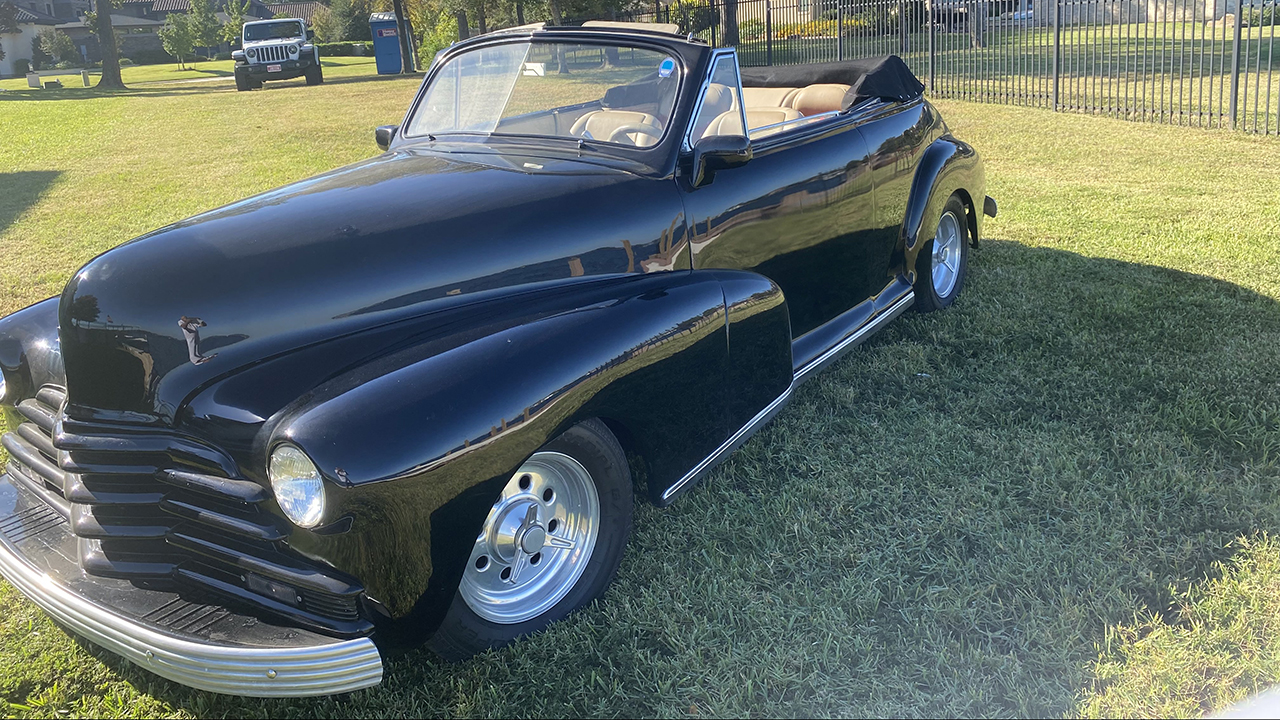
[305, 65, 323, 85]
[235, 74, 250, 91]
[428, 419, 633, 660]
[914, 193, 970, 312]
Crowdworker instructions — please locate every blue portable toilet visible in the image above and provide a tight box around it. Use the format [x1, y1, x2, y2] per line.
[369, 12, 402, 74]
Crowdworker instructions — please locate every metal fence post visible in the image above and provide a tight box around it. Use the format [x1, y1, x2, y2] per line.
[766, 0, 773, 66]
[1051, 0, 1061, 111]
[1229, 5, 1243, 130]
[899, 0, 908, 54]
[838, 0, 845, 61]
[928, 0, 935, 91]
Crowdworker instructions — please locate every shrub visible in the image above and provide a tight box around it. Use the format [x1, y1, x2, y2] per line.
[127, 48, 178, 65]
[1244, 7, 1278, 26]
[316, 41, 372, 56]
[739, 18, 764, 41]
[14, 57, 30, 74]
[37, 28, 79, 65]
[213, 51, 231, 61]
[53, 59, 75, 69]
[118, 57, 134, 66]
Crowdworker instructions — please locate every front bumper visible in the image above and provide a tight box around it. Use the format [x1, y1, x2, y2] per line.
[237, 60, 311, 81]
[0, 473, 383, 697]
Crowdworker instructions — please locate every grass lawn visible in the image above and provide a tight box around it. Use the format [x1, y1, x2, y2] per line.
[0, 56, 381, 92]
[3, 67, 1280, 718]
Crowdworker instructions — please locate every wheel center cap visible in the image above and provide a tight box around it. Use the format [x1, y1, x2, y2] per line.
[520, 525, 546, 553]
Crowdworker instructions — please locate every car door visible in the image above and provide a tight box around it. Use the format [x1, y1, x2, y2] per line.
[679, 51, 877, 341]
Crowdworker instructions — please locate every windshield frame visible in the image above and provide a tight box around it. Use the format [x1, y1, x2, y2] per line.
[244, 20, 305, 42]
[400, 35, 691, 155]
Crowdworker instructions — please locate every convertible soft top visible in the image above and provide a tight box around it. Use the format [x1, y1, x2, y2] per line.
[739, 55, 925, 110]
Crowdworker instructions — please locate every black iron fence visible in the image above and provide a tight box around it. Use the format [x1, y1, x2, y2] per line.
[618, 0, 1279, 134]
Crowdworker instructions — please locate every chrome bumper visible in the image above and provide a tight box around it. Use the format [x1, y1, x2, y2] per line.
[0, 477, 384, 697]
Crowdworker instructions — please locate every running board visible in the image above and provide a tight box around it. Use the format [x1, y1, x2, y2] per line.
[661, 290, 914, 504]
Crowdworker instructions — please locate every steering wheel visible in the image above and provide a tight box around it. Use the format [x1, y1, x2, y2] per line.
[607, 122, 664, 146]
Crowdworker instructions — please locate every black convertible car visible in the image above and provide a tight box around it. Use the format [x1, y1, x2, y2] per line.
[0, 22, 993, 695]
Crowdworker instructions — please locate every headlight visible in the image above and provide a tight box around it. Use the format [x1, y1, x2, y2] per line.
[247, 47, 256, 58]
[268, 444, 325, 528]
[289, 44, 299, 55]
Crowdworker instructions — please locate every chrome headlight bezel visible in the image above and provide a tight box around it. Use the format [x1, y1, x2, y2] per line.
[268, 443, 326, 529]
[289, 43, 300, 55]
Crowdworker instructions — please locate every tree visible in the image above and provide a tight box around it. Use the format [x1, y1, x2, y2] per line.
[220, 0, 252, 45]
[187, 0, 220, 57]
[37, 27, 78, 64]
[721, 0, 739, 45]
[158, 14, 195, 69]
[0, 2, 17, 62]
[311, 6, 346, 42]
[92, 0, 125, 87]
[418, 8, 456, 66]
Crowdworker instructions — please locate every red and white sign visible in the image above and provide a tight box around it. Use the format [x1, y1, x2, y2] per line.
[267, 64, 282, 73]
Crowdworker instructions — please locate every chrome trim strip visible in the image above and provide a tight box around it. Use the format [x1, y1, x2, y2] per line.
[683, 48, 748, 152]
[794, 291, 915, 383]
[662, 383, 794, 502]
[0, 517, 383, 697]
[748, 110, 840, 140]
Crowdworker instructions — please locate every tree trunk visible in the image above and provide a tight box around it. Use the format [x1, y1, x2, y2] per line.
[390, 0, 415, 72]
[723, 0, 740, 44]
[476, 3, 486, 34]
[548, 0, 567, 72]
[94, 0, 124, 88]
[516, 0, 524, 25]
[455, 10, 469, 40]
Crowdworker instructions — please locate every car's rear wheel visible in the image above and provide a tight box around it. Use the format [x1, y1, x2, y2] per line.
[914, 193, 970, 312]
[428, 419, 633, 661]
[305, 65, 323, 85]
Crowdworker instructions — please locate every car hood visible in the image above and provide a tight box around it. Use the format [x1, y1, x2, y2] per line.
[58, 147, 681, 421]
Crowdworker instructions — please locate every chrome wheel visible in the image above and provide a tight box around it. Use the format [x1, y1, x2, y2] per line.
[932, 210, 963, 299]
[460, 451, 600, 624]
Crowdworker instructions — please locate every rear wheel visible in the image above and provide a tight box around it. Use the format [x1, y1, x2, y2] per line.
[914, 194, 970, 312]
[428, 419, 633, 661]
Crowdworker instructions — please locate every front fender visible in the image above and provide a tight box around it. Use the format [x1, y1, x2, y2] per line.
[0, 298, 64, 412]
[901, 136, 987, 279]
[266, 272, 745, 643]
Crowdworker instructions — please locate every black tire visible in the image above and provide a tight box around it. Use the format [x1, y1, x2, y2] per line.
[305, 65, 323, 85]
[250, 80, 263, 89]
[914, 193, 970, 312]
[235, 74, 250, 91]
[428, 419, 634, 661]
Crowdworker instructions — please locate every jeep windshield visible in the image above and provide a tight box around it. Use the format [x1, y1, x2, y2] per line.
[244, 21, 304, 41]
[405, 41, 682, 149]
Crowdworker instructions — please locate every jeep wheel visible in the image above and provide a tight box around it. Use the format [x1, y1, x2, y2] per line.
[235, 75, 250, 92]
[305, 65, 323, 85]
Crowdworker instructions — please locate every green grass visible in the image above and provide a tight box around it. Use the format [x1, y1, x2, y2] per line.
[3, 67, 1280, 718]
[0, 56, 381, 92]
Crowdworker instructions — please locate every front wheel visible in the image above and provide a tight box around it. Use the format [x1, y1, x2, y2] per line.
[305, 65, 323, 85]
[428, 419, 633, 661]
[235, 74, 250, 91]
[914, 194, 970, 312]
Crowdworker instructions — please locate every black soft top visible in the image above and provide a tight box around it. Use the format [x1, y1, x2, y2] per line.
[739, 55, 925, 110]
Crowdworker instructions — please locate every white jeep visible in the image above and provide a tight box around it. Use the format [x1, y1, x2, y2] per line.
[232, 18, 322, 91]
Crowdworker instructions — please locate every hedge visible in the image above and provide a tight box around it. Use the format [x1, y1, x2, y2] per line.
[316, 41, 373, 57]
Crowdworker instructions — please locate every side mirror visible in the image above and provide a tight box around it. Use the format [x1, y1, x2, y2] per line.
[307, 29, 315, 41]
[375, 125, 398, 152]
[690, 134, 752, 188]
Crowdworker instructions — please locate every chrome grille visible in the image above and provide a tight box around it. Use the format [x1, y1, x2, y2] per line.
[2, 385, 364, 633]
[253, 44, 289, 63]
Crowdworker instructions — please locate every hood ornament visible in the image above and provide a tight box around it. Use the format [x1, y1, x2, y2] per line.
[178, 316, 218, 365]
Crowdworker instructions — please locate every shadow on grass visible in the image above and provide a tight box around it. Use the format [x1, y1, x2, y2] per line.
[0, 172, 60, 236]
[11, 240, 1280, 717]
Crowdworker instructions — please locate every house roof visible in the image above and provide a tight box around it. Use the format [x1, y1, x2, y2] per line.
[150, 0, 191, 11]
[56, 13, 165, 28]
[263, 1, 323, 22]
[7, 3, 61, 24]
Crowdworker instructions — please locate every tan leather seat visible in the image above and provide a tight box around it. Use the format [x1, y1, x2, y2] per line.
[570, 110, 662, 147]
[701, 107, 803, 139]
[689, 83, 736, 142]
[742, 86, 800, 109]
[789, 84, 851, 116]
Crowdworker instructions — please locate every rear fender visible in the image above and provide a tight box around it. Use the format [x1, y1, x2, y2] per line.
[901, 136, 987, 280]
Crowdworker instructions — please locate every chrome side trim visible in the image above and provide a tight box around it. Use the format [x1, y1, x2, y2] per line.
[748, 110, 840, 140]
[662, 383, 794, 502]
[0, 524, 383, 697]
[683, 48, 748, 152]
[794, 291, 915, 384]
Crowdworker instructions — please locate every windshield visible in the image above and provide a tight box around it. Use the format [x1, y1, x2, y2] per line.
[244, 21, 304, 41]
[406, 41, 682, 148]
